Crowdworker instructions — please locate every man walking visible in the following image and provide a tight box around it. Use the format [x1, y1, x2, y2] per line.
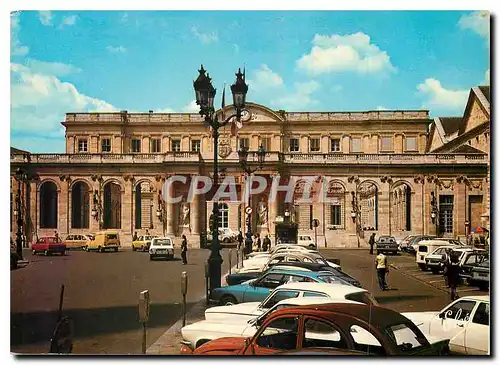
[369, 233, 376, 255]
[237, 230, 243, 252]
[263, 235, 271, 252]
[181, 234, 188, 265]
[375, 251, 388, 290]
[444, 251, 460, 301]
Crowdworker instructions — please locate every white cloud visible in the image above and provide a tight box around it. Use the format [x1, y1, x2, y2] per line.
[484, 69, 490, 84]
[272, 81, 320, 109]
[11, 63, 116, 140]
[416, 78, 469, 113]
[376, 106, 388, 110]
[247, 64, 284, 92]
[331, 85, 343, 92]
[155, 107, 176, 113]
[106, 45, 127, 54]
[459, 11, 489, 39]
[11, 13, 29, 56]
[182, 100, 200, 113]
[297, 32, 396, 75]
[191, 26, 218, 44]
[61, 15, 77, 27]
[24, 58, 82, 76]
[38, 11, 53, 26]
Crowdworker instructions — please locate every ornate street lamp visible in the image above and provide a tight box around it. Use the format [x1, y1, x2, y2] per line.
[15, 167, 28, 260]
[194, 65, 248, 292]
[350, 211, 357, 222]
[430, 191, 439, 236]
[351, 191, 361, 248]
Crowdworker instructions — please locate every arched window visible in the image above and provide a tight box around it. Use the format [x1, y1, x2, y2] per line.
[40, 181, 58, 228]
[71, 182, 90, 229]
[103, 182, 121, 229]
[219, 203, 229, 229]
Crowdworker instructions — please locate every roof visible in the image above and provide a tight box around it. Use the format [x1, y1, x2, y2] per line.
[11, 146, 30, 154]
[269, 268, 333, 277]
[452, 144, 486, 154]
[277, 282, 366, 295]
[462, 295, 489, 302]
[439, 117, 463, 135]
[478, 85, 490, 103]
[279, 296, 354, 306]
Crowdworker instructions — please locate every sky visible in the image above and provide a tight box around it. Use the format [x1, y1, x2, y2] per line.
[10, 10, 490, 153]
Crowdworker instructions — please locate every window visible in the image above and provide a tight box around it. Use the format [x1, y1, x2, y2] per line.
[405, 137, 417, 152]
[350, 325, 383, 354]
[381, 137, 393, 152]
[345, 292, 379, 306]
[191, 140, 201, 152]
[317, 275, 342, 284]
[386, 324, 425, 351]
[351, 137, 361, 153]
[172, 139, 181, 152]
[330, 205, 341, 226]
[238, 137, 249, 150]
[302, 318, 344, 349]
[260, 137, 271, 151]
[303, 291, 329, 298]
[131, 139, 141, 153]
[439, 195, 454, 234]
[441, 300, 476, 321]
[472, 303, 489, 326]
[78, 139, 88, 152]
[309, 138, 320, 152]
[282, 275, 315, 284]
[219, 203, 229, 229]
[262, 290, 300, 309]
[418, 246, 428, 253]
[257, 274, 285, 289]
[150, 139, 161, 153]
[101, 138, 111, 153]
[330, 138, 341, 152]
[256, 316, 299, 350]
[289, 138, 299, 152]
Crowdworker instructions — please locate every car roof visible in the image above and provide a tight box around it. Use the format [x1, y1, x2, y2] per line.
[278, 297, 356, 306]
[461, 295, 490, 302]
[153, 236, 172, 240]
[418, 240, 458, 245]
[276, 282, 366, 295]
[267, 269, 331, 277]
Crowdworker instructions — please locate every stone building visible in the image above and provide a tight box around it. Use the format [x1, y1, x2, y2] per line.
[10, 86, 490, 248]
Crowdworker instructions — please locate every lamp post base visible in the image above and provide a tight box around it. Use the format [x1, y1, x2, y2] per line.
[208, 252, 223, 292]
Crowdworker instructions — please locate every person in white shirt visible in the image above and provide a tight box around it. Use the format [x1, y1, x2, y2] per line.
[375, 252, 388, 290]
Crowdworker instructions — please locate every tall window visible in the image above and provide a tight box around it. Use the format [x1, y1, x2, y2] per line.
[131, 139, 141, 153]
[101, 138, 111, 153]
[150, 139, 161, 153]
[330, 138, 341, 152]
[78, 139, 88, 153]
[260, 137, 271, 151]
[191, 140, 201, 152]
[172, 139, 181, 152]
[289, 138, 299, 152]
[330, 205, 341, 225]
[238, 137, 249, 150]
[439, 195, 454, 234]
[309, 138, 320, 152]
[381, 137, 393, 152]
[351, 138, 361, 153]
[405, 137, 417, 152]
[219, 203, 229, 229]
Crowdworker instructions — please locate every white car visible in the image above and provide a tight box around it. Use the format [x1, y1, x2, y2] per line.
[149, 237, 174, 260]
[298, 235, 317, 249]
[220, 228, 237, 243]
[426, 247, 483, 274]
[204, 282, 377, 322]
[403, 295, 489, 355]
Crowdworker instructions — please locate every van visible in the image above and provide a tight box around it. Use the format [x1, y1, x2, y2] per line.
[87, 231, 120, 252]
[415, 240, 460, 270]
[64, 234, 93, 250]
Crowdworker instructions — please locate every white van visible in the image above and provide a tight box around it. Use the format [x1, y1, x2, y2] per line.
[415, 240, 460, 270]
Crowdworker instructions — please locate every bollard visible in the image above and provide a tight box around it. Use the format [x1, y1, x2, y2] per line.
[138, 290, 150, 355]
[228, 249, 232, 275]
[181, 271, 188, 327]
[236, 249, 240, 269]
[204, 261, 209, 305]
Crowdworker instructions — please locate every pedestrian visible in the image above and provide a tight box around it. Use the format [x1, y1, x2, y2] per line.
[444, 251, 460, 301]
[237, 230, 243, 252]
[133, 231, 138, 241]
[466, 233, 472, 246]
[181, 234, 188, 265]
[257, 234, 262, 251]
[263, 235, 271, 252]
[145, 229, 150, 236]
[369, 233, 376, 255]
[54, 230, 60, 242]
[375, 251, 389, 290]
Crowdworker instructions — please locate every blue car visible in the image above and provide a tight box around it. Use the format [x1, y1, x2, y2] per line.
[210, 269, 349, 305]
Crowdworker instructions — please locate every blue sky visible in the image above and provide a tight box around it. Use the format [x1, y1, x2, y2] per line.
[10, 10, 490, 153]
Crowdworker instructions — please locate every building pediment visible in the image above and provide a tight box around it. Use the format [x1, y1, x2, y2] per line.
[217, 102, 285, 125]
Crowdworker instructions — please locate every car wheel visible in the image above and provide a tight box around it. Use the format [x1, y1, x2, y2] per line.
[418, 263, 427, 271]
[132, 246, 136, 252]
[114, 247, 118, 252]
[32, 249, 36, 255]
[431, 268, 440, 274]
[150, 255, 154, 261]
[376, 250, 380, 255]
[98, 246, 103, 253]
[220, 295, 238, 306]
[61, 251, 65, 256]
[140, 245, 145, 252]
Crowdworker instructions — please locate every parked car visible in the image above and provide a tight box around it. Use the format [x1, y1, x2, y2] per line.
[87, 231, 120, 252]
[415, 241, 460, 271]
[426, 247, 486, 275]
[210, 270, 356, 306]
[32, 236, 66, 256]
[205, 282, 378, 322]
[297, 235, 317, 249]
[403, 296, 489, 355]
[246, 245, 314, 259]
[470, 259, 489, 290]
[406, 235, 436, 255]
[226, 261, 361, 287]
[132, 235, 155, 252]
[220, 228, 238, 243]
[375, 236, 398, 255]
[64, 234, 93, 250]
[181, 296, 363, 351]
[186, 302, 450, 355]
[398, 235, 418, 252]
[149, 237, 175, 260]
[460, 251, 489, 283]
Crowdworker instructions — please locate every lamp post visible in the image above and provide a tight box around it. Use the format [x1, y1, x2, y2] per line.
[193, 65, 248, 291]
[238, 145, 266, 254]
[15, 168, 28, 260]
[351, 191, 361, 248]
[430, 191, 438, 236]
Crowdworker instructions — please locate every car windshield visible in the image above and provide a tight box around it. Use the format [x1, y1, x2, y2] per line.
[478, 259, 490, 268]
[318, 274, 341, 284]
[154, 239, 172, 246]
[385, 323, 426, 351]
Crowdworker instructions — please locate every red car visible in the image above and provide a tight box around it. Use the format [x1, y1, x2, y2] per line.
[183, 303, 450, 356]
[32, 236, 66, 256]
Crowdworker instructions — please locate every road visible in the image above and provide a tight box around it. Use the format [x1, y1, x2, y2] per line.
[11, 248, 232, 354]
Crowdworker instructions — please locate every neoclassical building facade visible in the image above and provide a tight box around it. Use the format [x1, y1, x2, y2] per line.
[10, 86, 490, 248]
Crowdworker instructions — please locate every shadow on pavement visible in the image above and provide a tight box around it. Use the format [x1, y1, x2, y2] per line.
[375, 294, 434, 304]
[11, 301, 195, 347]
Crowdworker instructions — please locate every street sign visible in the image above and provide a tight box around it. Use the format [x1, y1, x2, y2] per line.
[312, 219, 320, 228]
[245, 206, 252, 215]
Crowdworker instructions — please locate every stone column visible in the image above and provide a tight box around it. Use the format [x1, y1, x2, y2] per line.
[166, 181, 175, 235]
[342, 135, 350, 153]
[412, 176, 424, 235]
[423, 178, 436, 236]
[191, 191, 200, 235]
[269, 187, 278, 239]
[122, 177, 134, 243]
[455, 179, 467, 237]
[59, 176, 69, 235]
[378, 181, 391, 236]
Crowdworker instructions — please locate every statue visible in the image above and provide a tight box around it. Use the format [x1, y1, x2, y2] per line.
[258, 199, 268, 226]
[181, 202, 190, 227]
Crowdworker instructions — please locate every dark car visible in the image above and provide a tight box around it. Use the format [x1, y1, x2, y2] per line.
[469, 259, 489, 290]
[460, 251, 488, 281]
[226, 261, 362, 288]
[375, 236, 398, 255]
